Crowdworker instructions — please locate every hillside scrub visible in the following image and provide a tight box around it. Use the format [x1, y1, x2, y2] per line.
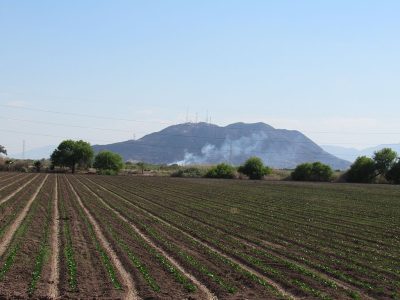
[291, 162, 333, 182]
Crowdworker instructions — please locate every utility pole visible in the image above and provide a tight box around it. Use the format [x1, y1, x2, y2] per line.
[22, 140, 25, 160]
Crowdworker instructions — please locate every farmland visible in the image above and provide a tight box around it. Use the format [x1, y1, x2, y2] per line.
[0, 173, 399, 299]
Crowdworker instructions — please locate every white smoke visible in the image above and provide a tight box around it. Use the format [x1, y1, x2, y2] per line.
[174, 132, 270, 165]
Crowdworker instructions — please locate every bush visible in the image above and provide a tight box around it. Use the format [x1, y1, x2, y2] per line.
[346, 156, 376, 183]
[93, 151, 124, 173]
[386, 160, 400, 184]
[97, 169, 118, 176]
[291, 163, 312, 181]
[238, 157, 271, 180]
[205, 163, 236, 179]
[171, 167, 205, 178]
[292, 162, 333, 182]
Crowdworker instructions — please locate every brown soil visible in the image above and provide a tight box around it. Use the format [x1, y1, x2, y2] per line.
[0, 175, 51, 299]
[48, 175, 60, 298]
[72, 176, 215, 300]
[60, 175, 134, 299]
[0, 174, 38, 205]
[80, 176, 287, 300]
[0, 174, 31, 192]
[0, 175, 48, 257]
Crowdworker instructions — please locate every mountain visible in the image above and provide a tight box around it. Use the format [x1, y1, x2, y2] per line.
[93, 122, 350, 169]
[322, 144, 400, 162]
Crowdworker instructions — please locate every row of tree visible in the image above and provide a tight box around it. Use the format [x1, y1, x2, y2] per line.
[290, 148, 400, 184]
[50, 140, 123, 174]
[5, 140, 400, 184]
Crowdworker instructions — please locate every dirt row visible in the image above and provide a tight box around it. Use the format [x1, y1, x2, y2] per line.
[0, 174, 50, 298]
[74, 175, 296, 300]
[87, 175, 390, 299]
[96, 175, 399, 298]
[57, 175, 125, 299]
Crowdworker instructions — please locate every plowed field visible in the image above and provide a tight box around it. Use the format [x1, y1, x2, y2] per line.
[0, 173, 399, 299]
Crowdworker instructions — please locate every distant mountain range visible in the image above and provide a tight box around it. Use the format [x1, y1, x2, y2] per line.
[93, 122, 350, 169]
[321, 144, 400, 162]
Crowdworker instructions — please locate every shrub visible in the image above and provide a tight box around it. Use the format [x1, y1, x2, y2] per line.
[205, 163, 236, 179]
[238, 157, 271, 180]
[34, 160, 42, 173]
[292, 162, 333, 182]
[97, 169, 118, 176]
[346, 156, 376, 183]
[291, 163, 312, 181]
[171, 167, 205, 178]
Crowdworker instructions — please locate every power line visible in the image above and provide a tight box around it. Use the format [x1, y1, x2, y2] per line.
[0, 104, 177, 125]
[2, 115, 400, 141]
[0, 129, 117, 144]
[0, 116, 132, 133]
[2, 104, 400, 135]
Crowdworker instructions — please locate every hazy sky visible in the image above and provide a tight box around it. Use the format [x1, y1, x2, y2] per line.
[1, 1, 400, 156]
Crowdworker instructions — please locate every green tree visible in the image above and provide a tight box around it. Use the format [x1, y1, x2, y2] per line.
[205, 163, 236, 179]
[51, 140, 93, 173]
[310, 162, 333, 181]
[292, 162, 333, 182]
[238, 157, 271, 180]
[34, 160, 42, 173]
[386, 160, 400, 184]
[346, 156, 376, 183]
[93, 151, 124, 173]
[373, 148, 397, 177]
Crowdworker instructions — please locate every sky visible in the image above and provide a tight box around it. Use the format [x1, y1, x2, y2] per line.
[1, 0, 400, 157]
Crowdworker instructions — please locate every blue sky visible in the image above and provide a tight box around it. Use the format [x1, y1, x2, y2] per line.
[1, 1, 400, 156]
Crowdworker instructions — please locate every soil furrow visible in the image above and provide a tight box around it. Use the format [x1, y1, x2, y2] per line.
[0, 175, 48, 257]
[93, 176, 381, 298]
[48, 175, 60, 298]
[0, 174, 39, 206]
[85, 176, 296, 300]
[65, 176, 139, 300]
[0, 174, 29, 192]
[77, 176, 217, 300]
[0, 173, 21, 184]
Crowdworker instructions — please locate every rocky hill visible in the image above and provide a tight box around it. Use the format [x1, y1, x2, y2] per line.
[93, 122, 350, 169]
